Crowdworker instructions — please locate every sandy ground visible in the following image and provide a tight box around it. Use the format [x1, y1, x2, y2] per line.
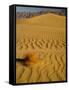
[16, 13, 66, 83]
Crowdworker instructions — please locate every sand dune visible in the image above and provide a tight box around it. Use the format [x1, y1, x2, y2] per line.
[16, 13, 66, 83]
[17, 13, 65, 28]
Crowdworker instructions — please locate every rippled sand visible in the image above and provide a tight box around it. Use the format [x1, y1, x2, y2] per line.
[16, 13, 66, 83]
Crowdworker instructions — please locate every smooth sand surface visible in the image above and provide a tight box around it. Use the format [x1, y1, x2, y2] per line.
[16, 13, 66, 83]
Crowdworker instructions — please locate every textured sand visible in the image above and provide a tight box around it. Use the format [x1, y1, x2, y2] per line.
[16, 13, 66, 83]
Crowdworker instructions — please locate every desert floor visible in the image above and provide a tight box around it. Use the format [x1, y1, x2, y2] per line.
[16, 13, 66, 83]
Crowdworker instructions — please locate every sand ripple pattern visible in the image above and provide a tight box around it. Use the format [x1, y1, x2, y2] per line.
[16, 38, 66, 83]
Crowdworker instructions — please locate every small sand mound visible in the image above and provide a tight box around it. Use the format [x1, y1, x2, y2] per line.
[24, 53, 40, 65]
[17, 52, 40, 66]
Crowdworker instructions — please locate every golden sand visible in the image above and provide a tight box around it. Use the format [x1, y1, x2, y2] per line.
[16, 13, 66, 83]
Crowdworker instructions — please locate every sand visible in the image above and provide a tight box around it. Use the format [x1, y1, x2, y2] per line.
[16, 13, 66, 83]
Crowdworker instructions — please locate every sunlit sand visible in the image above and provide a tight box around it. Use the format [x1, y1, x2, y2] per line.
[16, 13, 66, 83]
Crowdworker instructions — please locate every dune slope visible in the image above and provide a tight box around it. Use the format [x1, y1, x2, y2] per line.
[17, 13, 65, 28]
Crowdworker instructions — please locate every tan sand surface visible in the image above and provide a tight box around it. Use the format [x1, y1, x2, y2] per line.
[16, 13, 66, 83]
